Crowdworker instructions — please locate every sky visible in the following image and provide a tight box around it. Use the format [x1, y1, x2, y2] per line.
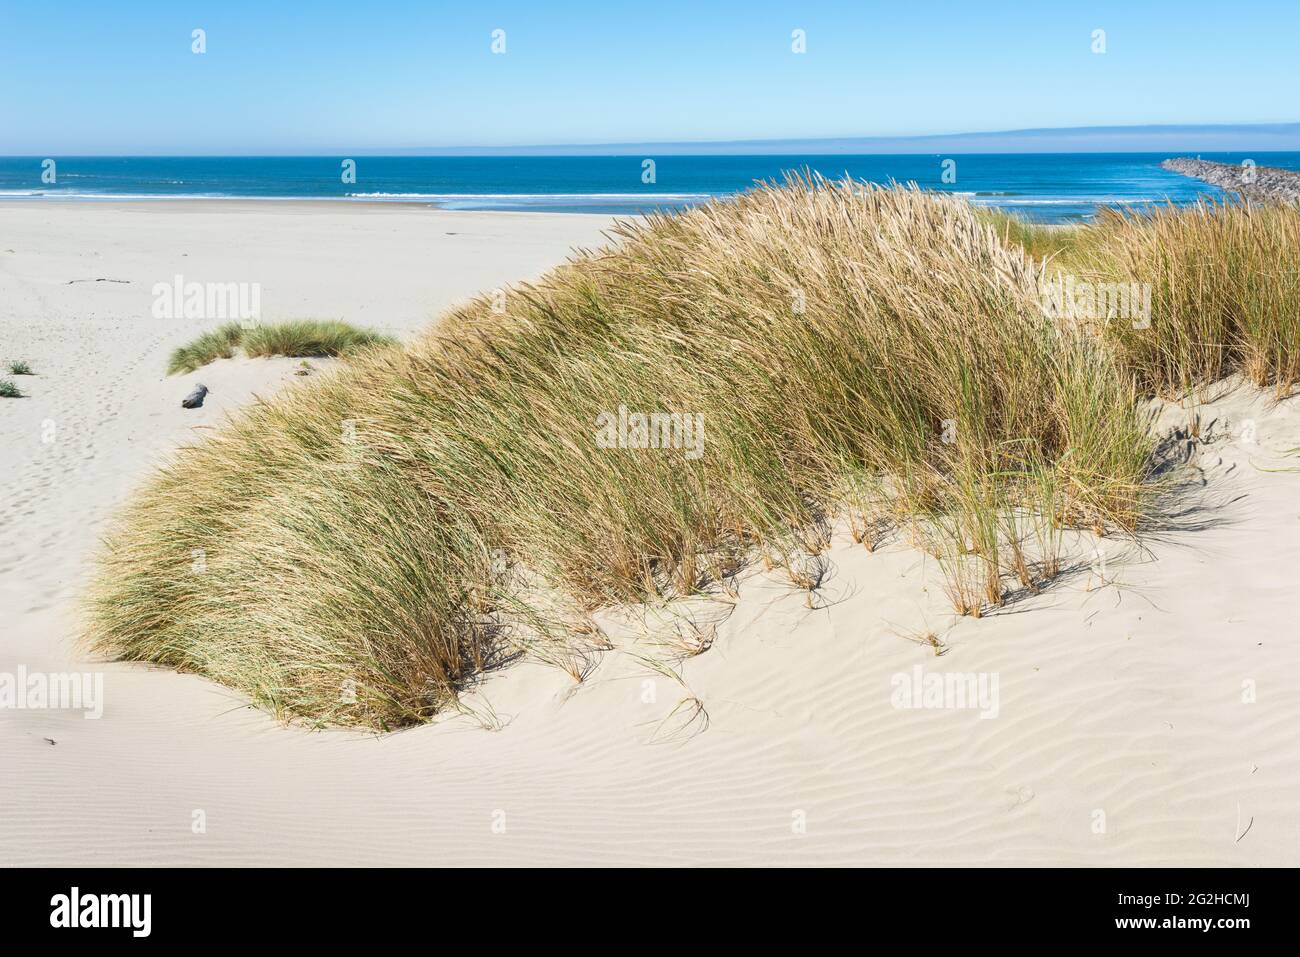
[2, 0, 1299, 154]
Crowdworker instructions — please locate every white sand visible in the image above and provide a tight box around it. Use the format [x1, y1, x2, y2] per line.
[2, 200, 1298, 866]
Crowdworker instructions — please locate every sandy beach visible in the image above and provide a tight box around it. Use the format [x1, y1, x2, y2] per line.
[3, 200, 1299, 867]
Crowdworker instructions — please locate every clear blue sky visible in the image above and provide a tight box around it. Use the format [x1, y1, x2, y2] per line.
[3, 0, 1298, 153]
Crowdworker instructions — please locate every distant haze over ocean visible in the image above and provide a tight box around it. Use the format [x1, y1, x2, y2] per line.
[5, 123, 1299, 158]
[369, 122, 1300, 156]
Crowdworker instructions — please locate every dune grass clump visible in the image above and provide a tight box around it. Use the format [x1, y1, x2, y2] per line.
[166, 323, 243, 374]
[0, 377, 22, 398]
[6, 359, 34, 375]
[166, 320, 393, 375]
[86, 176, 1157, 729]
[242, 319, 395, 361]
[1000, 199, 1300, 397]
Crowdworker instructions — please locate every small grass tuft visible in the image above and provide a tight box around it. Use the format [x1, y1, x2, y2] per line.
[6, 359, 34, 375]
[166, 323, 244, 375]
[241, 319, 395, 360]
[166, 320, 394, 375]
[0, 377, 23, 398]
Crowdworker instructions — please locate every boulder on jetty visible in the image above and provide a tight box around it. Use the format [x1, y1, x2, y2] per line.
[1162, 157, 1300, 203]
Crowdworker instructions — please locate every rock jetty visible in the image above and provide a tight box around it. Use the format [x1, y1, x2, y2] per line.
[1162, 157, 1300, 203]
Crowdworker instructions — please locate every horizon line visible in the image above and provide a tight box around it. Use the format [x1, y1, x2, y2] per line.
[8, 121, 1300, 158]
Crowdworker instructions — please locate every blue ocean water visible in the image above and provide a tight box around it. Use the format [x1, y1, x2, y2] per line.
[2, 153, 1298, 222]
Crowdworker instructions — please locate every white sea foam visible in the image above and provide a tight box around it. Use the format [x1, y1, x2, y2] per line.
[0, 188, 1158, 212]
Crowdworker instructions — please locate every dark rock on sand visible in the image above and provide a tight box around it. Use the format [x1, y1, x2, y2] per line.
[181, 384, 208, 409]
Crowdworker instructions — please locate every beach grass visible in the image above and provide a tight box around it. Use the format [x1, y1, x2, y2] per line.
[166, 322, 243, 374]
[0, 377, 22, 398]
[978, 210, 1081, 263]
[85, 177, 1297, 730]
[1072, 200, 1300, 396]
[166, 319, 394, 375]
[242, 319, 395, 361]
[6, 359, 34, 375]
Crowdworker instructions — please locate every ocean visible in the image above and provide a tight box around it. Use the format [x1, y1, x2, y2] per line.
[3, 153, 1298, 222]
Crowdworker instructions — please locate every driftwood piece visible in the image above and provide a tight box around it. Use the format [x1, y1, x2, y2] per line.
[181, 384, 208, 409]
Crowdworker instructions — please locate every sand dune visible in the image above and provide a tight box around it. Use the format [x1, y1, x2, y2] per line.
[2, 201, 1297, 865]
